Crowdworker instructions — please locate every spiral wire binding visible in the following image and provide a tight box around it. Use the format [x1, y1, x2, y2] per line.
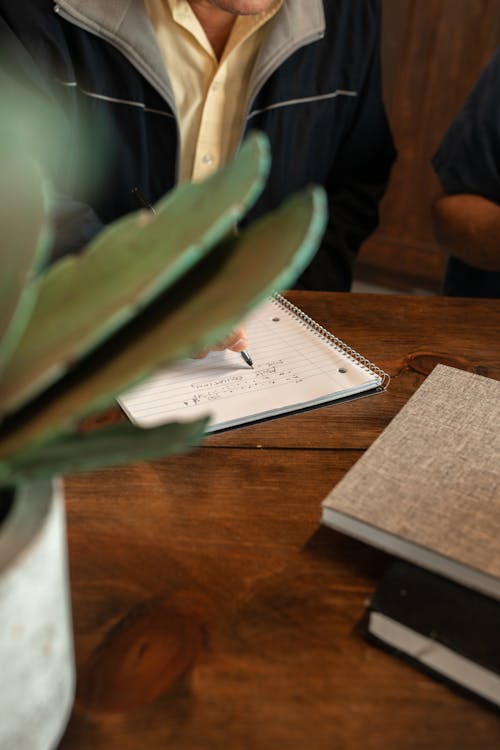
[272, 294, 390, 391]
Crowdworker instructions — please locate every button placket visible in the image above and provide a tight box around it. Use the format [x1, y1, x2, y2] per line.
[192, 63, 228, 180]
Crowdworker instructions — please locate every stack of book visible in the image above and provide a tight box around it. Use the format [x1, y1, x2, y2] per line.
[321, 364, 500, 709]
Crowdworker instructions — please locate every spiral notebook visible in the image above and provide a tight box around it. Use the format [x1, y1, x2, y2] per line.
[118, 295, 389, 432]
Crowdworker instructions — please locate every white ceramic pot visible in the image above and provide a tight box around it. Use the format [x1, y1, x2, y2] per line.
[0, 478, 75, 750]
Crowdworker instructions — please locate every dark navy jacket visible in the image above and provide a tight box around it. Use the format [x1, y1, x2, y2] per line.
[0, 0, 396, 290]
[433, 47, 500, 299]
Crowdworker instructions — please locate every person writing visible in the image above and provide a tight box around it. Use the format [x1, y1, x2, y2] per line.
[432, 47, 500, 299]
[0, 0, 395, 358]
[0, 0, 395, 289]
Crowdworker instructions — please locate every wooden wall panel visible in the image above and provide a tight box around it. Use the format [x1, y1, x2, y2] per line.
[354, 0, 500, 292]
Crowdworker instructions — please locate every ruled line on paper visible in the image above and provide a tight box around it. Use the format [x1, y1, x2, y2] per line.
[119, 298, 378, 428]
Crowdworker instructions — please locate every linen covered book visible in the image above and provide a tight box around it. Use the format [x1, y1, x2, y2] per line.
[321, 364, 500, 600]
[119, 295, 388, 432]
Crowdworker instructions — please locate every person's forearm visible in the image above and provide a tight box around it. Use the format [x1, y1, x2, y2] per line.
[432, 193, 500, 271]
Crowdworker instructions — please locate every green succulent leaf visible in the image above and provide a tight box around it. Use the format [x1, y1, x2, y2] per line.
[0, 65, 100, 192]
[0, 152, 51, 375]
[0, 132, 270, 417]
[0, 417, 209, 485]
[0, 185, 327, 461]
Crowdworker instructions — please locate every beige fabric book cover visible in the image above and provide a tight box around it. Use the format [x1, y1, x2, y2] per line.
[321, 365, 500, 601]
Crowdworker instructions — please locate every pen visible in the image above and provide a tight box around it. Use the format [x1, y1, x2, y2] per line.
[132, 186, 156, 214]
[240, 349, 254, 368]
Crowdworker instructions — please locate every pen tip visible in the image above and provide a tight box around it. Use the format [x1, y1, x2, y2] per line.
[240, 350, 253, 368]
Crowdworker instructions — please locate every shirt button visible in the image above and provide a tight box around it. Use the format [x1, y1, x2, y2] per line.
[202, 153, 214, 165]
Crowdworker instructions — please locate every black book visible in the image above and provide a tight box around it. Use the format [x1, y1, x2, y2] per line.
[365, 560, 500, 709]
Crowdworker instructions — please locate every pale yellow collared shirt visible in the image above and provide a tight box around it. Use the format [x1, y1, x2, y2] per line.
[144, 0, 282, 182]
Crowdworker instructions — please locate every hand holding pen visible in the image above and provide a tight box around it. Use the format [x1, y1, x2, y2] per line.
[190, 327, 253, 368]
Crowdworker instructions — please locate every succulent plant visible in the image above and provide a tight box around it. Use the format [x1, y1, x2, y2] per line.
[0, 93, 327, 489]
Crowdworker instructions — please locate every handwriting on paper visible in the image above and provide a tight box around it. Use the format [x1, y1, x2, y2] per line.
[181, 360, 304, 408]
[118, 296, 376, 430]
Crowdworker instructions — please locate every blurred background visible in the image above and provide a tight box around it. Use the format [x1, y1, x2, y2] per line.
[352, 0, 500, 295]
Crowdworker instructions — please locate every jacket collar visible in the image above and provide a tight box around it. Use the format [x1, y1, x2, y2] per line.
[55, 0, 173, 103]
[54, 0, 325, 105]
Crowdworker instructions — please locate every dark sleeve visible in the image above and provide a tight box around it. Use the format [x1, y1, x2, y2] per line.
[0, 11, 105, 261]
[432, 47, 500, 202]
[46, 195, 105, 260]
[297, 3, 396, 291]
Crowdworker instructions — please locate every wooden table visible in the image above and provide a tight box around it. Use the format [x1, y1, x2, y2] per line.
[59, 292, 500, 750]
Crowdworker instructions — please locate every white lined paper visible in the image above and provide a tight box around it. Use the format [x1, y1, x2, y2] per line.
[119, 297, 382, 431]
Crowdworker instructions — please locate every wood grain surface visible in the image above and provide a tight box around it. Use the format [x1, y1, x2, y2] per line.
[59, 292, 500, 749]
